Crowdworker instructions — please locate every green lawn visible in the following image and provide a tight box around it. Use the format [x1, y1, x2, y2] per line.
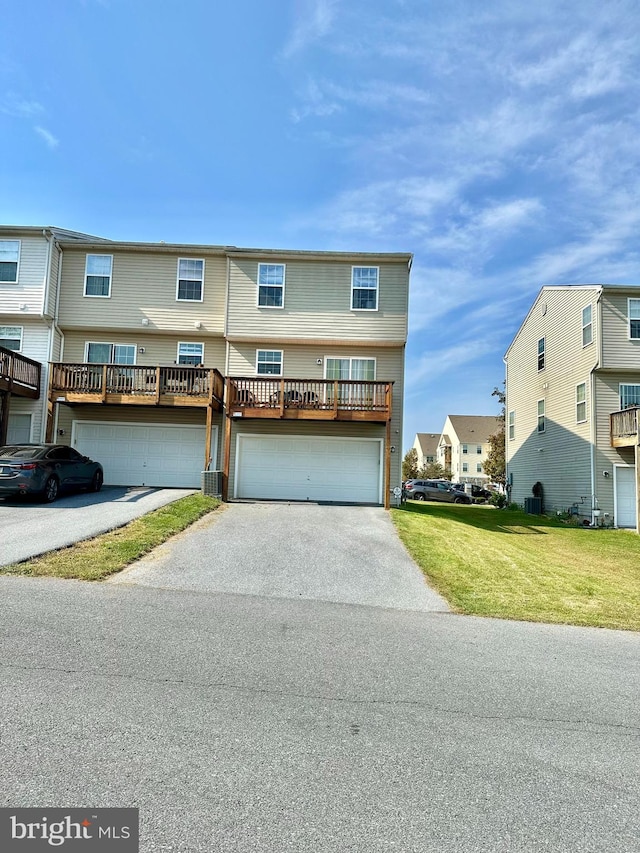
[391, 501, 640, 631]
[1, 494, 221, 581]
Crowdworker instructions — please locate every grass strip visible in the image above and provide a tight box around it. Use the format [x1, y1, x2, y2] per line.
[391, 502, 640, 631]
[1, 494, 220, 581]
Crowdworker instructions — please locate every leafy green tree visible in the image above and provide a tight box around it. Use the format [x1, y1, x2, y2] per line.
[402, 448, 419, 480]
[419, 461, 448, 479]
[484, 384, 506, 486]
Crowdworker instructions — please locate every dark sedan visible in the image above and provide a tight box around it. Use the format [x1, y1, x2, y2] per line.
[0, 444, 103, 502]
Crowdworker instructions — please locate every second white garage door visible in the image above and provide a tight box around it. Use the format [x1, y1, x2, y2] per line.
[73, 422, 210, 488]
[236, 435, 382, 503]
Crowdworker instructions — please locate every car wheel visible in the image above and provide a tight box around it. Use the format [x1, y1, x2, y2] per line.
[90, 470, 103, 493]
[453, 496, 465, 504]
[414, 493, 426, 501]
[43, 476, 59, 503]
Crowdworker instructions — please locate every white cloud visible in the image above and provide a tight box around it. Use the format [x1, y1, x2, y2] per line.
[34, 126, 59, 148]
[281, 0, 340, 59]
[1, 93, 44, 118]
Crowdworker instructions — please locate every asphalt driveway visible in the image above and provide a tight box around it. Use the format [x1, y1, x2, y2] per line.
[0, 487, 196, 566]
[112, 502, 449, 612]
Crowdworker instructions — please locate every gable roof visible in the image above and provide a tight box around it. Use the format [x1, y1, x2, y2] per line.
[414, 433, 439, 458]
[447, 415, 501, 443]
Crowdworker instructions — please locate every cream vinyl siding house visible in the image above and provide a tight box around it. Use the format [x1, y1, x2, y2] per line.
[436, 415, 499, 483]
[505, 284, 640, 529]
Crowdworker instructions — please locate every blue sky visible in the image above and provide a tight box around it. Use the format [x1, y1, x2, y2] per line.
[3, 0, 640, 451]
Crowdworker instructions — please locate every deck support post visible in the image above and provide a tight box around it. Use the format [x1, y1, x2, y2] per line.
[384, 417, 391, 510]
[204, 404, 213, 471]
[222, 413, 232, 501]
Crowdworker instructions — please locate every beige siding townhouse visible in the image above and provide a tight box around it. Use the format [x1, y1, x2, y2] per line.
[40, 234, 410, 507]
[436, 415, 500, 483]
[505, 284, 640, 529]
[412, 432, 439, 469]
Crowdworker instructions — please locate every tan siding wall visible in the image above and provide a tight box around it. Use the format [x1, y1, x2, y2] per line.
[58, 248, 226, 334]
[601, 291, 640, 368]
[593, 372, 636, 522]
[506, 288, 599, 513]
[8, 399, 42, 442]
[227, 258, 408, 342]
[0, 235, 49, 314]
[56, 405, 223, 469]
[46, 244, 61, 317]
[60, 330, 226, 370]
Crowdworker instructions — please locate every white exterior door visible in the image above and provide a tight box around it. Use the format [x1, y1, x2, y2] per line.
[614, 465, 636, 529]
[73, 422, 210, 488]
[236, 435, 382, 503]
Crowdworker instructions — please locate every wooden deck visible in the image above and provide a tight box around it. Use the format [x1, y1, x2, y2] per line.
[0, 347, 41, 399]
[49, 363, 225, 410]
[226, 377, 393, 422]
[611, 407, 640, 447]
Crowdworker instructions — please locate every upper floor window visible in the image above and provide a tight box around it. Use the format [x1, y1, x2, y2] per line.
[582, 305, 593, 347]
[256, 349, 283, 375]
[462, 444, 468, 454]
[351, 267, 379, 311]
[476, 445, 482, 454]
[85, 342, 136, 364]
[177, 342, 204, 365]
[476, 463, 483, 473]
[177, 258, 204, 302]
[0, 240, 20, 283]
[258, 263, 285, 308]
[576, 382, 587, 423]
[620, 384, 640, 409]
[537, 337, 545, 371]
[85, 254, 112, 297]
[628, 299, 640, 340]
[325, 356, 375, 381]
[508, 411, 515, 440]
[537, 399, 545, 433]
[0, 325, 22, 351]
[462, 462, 469, 473]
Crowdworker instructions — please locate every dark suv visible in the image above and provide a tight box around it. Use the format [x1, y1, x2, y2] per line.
[404, 479, 472, 504]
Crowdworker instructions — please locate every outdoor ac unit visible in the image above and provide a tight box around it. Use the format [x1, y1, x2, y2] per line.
[201, 470, 223, 497]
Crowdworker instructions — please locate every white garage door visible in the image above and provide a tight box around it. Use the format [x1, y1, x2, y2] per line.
[615, 465, 636, 528]
[73, 422, 208, 488]
[236, 435, 382, 503]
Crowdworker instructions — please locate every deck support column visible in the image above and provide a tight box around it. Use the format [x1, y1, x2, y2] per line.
[0, 391, 10, 446]
[222, 414, 232, 501]
[384, 417, 391, 510]
[204, 404, 213, 471]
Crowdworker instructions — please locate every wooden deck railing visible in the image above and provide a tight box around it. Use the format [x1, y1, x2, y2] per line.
[0, 346, 41, 399]
[611, 407, 640, 447]
[227, 376, 392, 421]
[50, 363, 224, 408]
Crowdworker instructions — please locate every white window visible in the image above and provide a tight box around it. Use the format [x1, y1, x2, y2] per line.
[537, 337, 545, 371]
[476, 445, 482, 454]
[476, 463, 482, 473]
[7, 413, 32, 443]
[325, 357, 376, 381]
[462, 444, 468, 454]
[177, 258, 204, 302]
[258, 263, 285, 308]
[537, 399, 545, 433]
[177, 342, 204, 365]
[0, 240, 20, 283]
[508, 411, 515, 440]
[85, 342, 136, 364]
[628, 299, 640, 340]
[582, 305, 593, 347]
[576, 383, 587, 423]
[84, 254, 113, 297]
[619, 384, 640, 409]
[351, 267, 379, 311]
[0, 325, 23, 351]
[256, 350, 283, 376]
[462, 462, 469, 473]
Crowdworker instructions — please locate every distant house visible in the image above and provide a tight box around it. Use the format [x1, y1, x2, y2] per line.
[505, 284, 640, 530]
[436, 415, 500, 484]
[412, 432, 439, 469]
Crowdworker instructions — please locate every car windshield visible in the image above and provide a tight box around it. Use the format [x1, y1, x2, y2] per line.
[0, 446, 45, 459]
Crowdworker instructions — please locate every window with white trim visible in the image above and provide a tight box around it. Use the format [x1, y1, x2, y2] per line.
[0, 325, 23, 351]
[0, 240, 20, 283]
[537, 337, 545, 371]
[537, 399, 545, 433]
[351, 266, 379, 311]
[582, 304, 593, 347]
[177, 258, 204, 301]
[256, 350, 283, 375]
[462, 444, 468, 454]
[476, 445, 482, 454]
[7, 413, 31, 443]
[85, 255, 112, 297]
[462, 462, 469, 473]
[85, 342, 136, 364]
[628, 299, 640, 340]
[576, 383, 587, 423]
[325, 357, 375, 381]
[177, 342, 204, 365]
[508, 411, 515, 440]
[258, 263, 285, 308]
[476, 463, 482, 473]
[620, 384, 640, 409]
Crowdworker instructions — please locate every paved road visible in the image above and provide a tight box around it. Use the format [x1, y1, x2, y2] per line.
[112, 502, 449, 611]
[0, 487, 196, 565]
[0, 576, 638, 852]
